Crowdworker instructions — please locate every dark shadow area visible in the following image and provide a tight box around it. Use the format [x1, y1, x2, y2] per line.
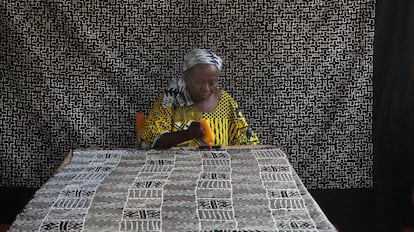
[310, 188, 376, 232]
[373, 0, 414, 231]
[0, 187, 38, 224]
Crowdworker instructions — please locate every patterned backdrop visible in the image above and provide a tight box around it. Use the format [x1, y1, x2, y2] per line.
[0, 0, 374, 188]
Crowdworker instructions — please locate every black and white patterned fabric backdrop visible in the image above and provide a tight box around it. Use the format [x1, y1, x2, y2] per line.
[1, 0, 374, 189]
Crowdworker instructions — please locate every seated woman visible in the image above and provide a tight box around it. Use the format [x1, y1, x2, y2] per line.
[138, 48, 259, 149]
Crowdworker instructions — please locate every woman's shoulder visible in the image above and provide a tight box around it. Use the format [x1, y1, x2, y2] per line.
[150, 93, 173, 111]
[219, 89, 234, 100]
[219, 90, 238, 108]
[154, 92, 165, 105]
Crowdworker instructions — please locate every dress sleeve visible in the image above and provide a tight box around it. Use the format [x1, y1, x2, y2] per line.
[138, 93, 173, 148]
[225, 92, 260, 146]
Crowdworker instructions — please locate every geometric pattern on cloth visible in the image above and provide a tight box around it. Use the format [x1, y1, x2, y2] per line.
[38, 151, 122, 231]
[253, 149, 316, 231]
[1, 0, 374, 189]
[10, 148, 337, 232]
[119, 150, 175, 231]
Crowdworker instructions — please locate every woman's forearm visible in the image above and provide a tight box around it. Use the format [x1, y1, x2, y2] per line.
[153, 121, 204, 149]
[153, 130, 192, 149]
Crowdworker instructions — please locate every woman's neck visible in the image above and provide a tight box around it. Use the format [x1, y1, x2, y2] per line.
[192, 90, 221, 113]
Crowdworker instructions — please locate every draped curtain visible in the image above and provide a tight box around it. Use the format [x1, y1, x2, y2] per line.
[1, 0, 375, 189]
[374, 0, 414, 229]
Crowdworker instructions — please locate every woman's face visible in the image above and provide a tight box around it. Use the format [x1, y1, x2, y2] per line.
[184, 64, 219, 103]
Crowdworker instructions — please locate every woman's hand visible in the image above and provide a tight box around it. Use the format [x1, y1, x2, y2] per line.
[153, 121, 204, 149]
[186, 121, 204, 140]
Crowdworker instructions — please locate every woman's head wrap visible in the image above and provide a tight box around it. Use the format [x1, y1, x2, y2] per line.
[183, 49, 222, 72]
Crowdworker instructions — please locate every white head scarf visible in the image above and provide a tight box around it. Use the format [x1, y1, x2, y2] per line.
[163, 49, 223, 107]
[183, 48, 223, 72]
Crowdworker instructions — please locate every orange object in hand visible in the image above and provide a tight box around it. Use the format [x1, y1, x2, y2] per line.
[199, 119, 214, 150]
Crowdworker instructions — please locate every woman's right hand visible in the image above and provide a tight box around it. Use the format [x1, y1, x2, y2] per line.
[186, 121, 204, 140]
[153, 121, 205, 149]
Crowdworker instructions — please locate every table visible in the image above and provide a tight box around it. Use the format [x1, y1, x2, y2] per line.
[10, 147, 337, 231]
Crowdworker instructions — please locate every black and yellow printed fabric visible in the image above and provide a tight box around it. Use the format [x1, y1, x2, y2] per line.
[138, 90, 259, 148]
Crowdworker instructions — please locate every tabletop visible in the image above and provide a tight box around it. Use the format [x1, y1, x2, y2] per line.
[10, 147, 337, 232]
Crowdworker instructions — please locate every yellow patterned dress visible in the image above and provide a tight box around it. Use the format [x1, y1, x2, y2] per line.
[138, 90, 259, 148]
